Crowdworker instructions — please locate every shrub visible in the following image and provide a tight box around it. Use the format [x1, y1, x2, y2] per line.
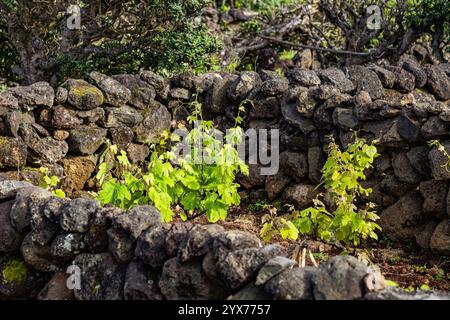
[1, 258, 27, 285]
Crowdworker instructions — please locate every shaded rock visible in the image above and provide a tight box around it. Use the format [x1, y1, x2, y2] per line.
[333, 108, 358, 130]
[89, 71, 131, 107]
[134, 101, 171, 144]
[317, 68, 355, 93]
[107, 227, 135, 264]
[115, 205, 162, 239]
[368, 65, 396, 88]
[402, 58, 427, 87]
[170, 88, 192, 100]
[260, 70, 289, 96]
[415, 221, 438, 250]
[37, 272, 73, 300]
[228, 71, 262, 102]
[0, 91, 19, 113]
[281, 102, 316, 134]
[73, 252, 126, 300]
[424, 65, 450, 100]
[430, 219, 450, 255]
[103, 105, 143, 127]
[213, 230, 262, 259]
[60, 198, 99, 233]
[62, 79, 104, 110]
[396, 110, 420, 142]
[67, 125, 107, 155]
[287, 69, 320, 86]
[421, 116, 448, 138]
[249, 96, 280, 119]
[232, 283, 270, 300]
[406, 146, 430, 176]
[85, 206, 123, 253]
[237, 164, 266, 189]
[313, 255, 373, 300]
[420, 180, 448, 219]
[282, 184, 318, 209]
[159, 257, 228, 300]
[0, 200, 23, 253]
[308, 146, 325, 183]
[0, 180, 33, 200]
[109, 126, 134, 149]
[50, 233, 85, 261]
[264, 266, 316, 300]
[112, 74, 156, 109]
[135, 224, 171, 268]
[256, 256, 296, 285]
[30, 208, 59, 246]
[392, 152, 422, 184]
[385, 66, 416, 93]
[4, 110, 35, 137]
[0, 136, 27, 168]
[265, 170, 291, 200]
[346, 65, 384, 99]
[139, 70, 170, 101]
[21, 233, 60, 272]
[280, 151, 308, 182]
[55, 87, 68, 105]
[126, 143, 150, 163]
[165, 222, 194, 257]
[76, 107, 105, 124]
[178, 224, 225, 262]
[39, 106, 82, 130]
[41, 196, 70, 223]
[380, 191, 424, 243]
[10, 82, 54, 111]
[124, 260, 164, 300]
[205, 75, 235, 113]
[216, 244, 286, 289]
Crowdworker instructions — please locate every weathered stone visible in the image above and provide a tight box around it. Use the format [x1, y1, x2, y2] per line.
[282, 184, 318, 209]
[232, 283, 270, 300]
[112, 74, 156, 109]
[228, 71, 262, 101]
[30, 137, 69, 164]
[115, 205, 162, 239]
[260, 70, 289, 96]
[264, 266, 316, 300]
[280, 151, 308, 182]
[159, 257, 228, 300]
[380, 191, 424, 243]
[4, 111, 35, 137]
[124, 260, 164, 300]
[76, 107, 105, 124]
[0, 200, 23, 253]
[107, 227, 135, 264]
[60, 198, 99, 233]
[67, 125, 107, 155]
[10, 82, 54, 111]
[402, 58, 427, 87]
[30, 208, 59, 246]
[37, 272, 74, 300]
[287, 69, 321, 87]
[392, 152, 422, 184]
[424, 65, 450, 100]
[249, 96, 280, 119]
[139, 70, 170, 101]
[41, 196, 70, 223]
[164, 222, 193, 257]
[73, 252, 126, 300]
[265, 171, 291, 200]
[346, 65, 384, 99]
[21, 233, 60, 272]
[415, 221, 438, 250]
[50, 233, 85, 261]
[421, 116, 448, 138]
[134, 101, 171, 144]
[385, 66, 416, 93]
[89, 71, 132, 107]
[281, 102, 316, 134]
[0, 137, 27, 168]
[205, 75, 235, 114]
[103, 106, 144, 127]
[237, 164, 266, 189]
[368, 65, 396, 88]
[55, 87, 68, 105]
[333, 108, 358, 129]
[0, 180, 33, 200]
[39, 106, 82, 130]
[406, 146, 430, 176]
[170, 87, 192, 100]
[256, 256, 296, 285]
[178, 224, 225, 262]
[317, 68, 355, 93]
[313, 255, 374, 300]
[62, 79, 104, 110]
[109, 126, 134, 149]
[396, 111, 420, 142]
[420, 180, 448, 219]
[135, 224, 170, 268]
[62, 156, 97, 196]
[430, 219, 450, 255]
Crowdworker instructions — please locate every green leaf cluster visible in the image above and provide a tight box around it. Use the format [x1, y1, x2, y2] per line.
[38, 167, 66, 198]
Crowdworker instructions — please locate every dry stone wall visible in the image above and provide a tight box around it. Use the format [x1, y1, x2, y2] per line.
[0, 56, 450, 257]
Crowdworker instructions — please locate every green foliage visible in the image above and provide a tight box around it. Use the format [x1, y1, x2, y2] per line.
[241, 19, 263, 34]
[2, 258, 27, 285]
[38, 167, 66, 198]
[96, 99, 248, 223]
[260, 135, 381, 247]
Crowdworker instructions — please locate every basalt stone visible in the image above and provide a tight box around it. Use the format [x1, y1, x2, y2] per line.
[103, 106, 143, 128]
[346, 65, 384, 99]
[62, 79, 104, 110]
[368, 65, 396, 88]
[4, 110, 35, 137]
[430, 219, 450, 255]
[415, 221, 438, 250]
[134, 101, 171, 144]
[406, 145, 431, 176]
[421, 116, 448, 138]
[126, 143, 150, 163]
[114, 205, 162, 240]
[380, 191, 424, 243]
[265, 171, 291, 200]
[249, 96, 280, 119]
[0, 180, 33, 200]
[135, 224, 171, 268]
[260, 70, 289, 96]
[30, 137, 69, 164]
[256, 256, 296, 285]
[85, 206, 123, 253]
[280, 151, 308, 182]
[429, 141, 450, 180]
[159, 257, 229, 300]
[0, 91, 19, 112]
[205, 75, 236, 114]
[385, 66, 416, 93]
[402, 58, 427, 87]
[213, 230, 262, 260]
[333, 108, 358, 130]
[30, 208, 59, 246]
[232, 283, 270, 300]
[420, 180, 448, 219]
[21, 233, 60, 272]
[308, 146, 325, 183]
[60, 198, 99, 233]
[317, 68, 355, 93]
[37, 272, 74, 300]
[39, 106, 82, 130]
[55, 87, 68, 105]
[89, 72, 131, 107]
[170, 88, 192, 100]
[228, 71, 262, 102]
[0, 136, 27, 168]
[424, 65, 450, 100]
[9, 82, 54, 111]
[264, 266, 316, 300]
[396, 111, 421, 142]
[50, 233, 85, 261]
[112, 74, 156, 109]
[286, 69, 321, 87]
[124, 260, 164, 300]
[139, 70, 170, 102]
[281, 102, 316, 134]
[236, 164, 266, 189]
[282, 184, 318, 209]
[178, 224, 225, 262]
[73, 253, 126, 300]
[0, 200, 23, 253]
[164, 222, 194, 257]
[392, 152, 422, 184]
[109, 126, 134, 149]
[108, 227, 136, 264]
[76, 107, 105, 124]
[67, 125, 107, 155]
